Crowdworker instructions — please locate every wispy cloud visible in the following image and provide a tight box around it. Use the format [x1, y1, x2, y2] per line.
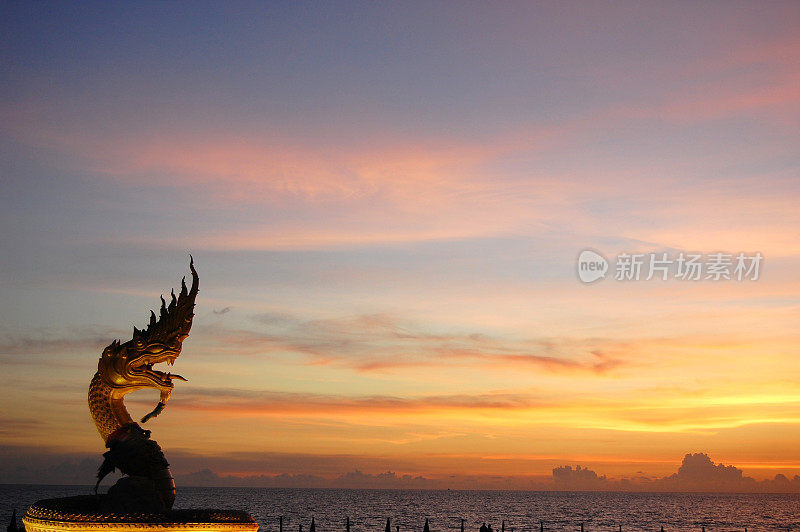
[195, 312, 628, 375]
[166, 388, 543, 416]
[0, 326, 121, 362]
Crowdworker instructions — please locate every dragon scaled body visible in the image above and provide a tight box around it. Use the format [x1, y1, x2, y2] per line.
[88, 259, 198, 511]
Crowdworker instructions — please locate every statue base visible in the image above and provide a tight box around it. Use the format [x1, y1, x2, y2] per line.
[23, 496, 258, 532]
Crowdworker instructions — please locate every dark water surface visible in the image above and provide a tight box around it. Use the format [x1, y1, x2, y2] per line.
[2, 485, 798, 532]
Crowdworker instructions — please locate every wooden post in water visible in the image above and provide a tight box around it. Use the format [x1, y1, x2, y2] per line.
[660, 527, 664, 532]
[619, 525, 622, 532]
[502, 521, 505, 532]
[299, 525, 303, 532]
[580, 523, 583, 532]
[461, 520, 464, 532]
[346, 517, 350, 532]
[280, 516, 283, 532]
[539, 522, 543, 532]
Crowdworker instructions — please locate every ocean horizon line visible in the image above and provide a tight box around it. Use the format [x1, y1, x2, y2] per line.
[3, 483, 800, 495]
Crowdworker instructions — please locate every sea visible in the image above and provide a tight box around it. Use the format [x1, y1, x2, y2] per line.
[2, 485, 798, 532]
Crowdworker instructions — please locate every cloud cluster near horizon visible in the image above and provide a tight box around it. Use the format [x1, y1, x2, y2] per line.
[550, 453, 799, 492]
[2, 447, 798, 492]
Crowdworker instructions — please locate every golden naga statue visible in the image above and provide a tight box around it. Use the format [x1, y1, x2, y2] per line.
[88, 258, 198, 511]
[23, 259, 258, 532]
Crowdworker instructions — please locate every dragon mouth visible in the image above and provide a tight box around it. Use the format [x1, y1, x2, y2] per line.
[140, 359, 187, 384]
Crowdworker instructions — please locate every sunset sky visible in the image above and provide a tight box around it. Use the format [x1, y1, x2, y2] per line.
[1, 2, 800, 487]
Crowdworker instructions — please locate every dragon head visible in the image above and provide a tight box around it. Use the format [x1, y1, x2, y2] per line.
[98, 258, 198, 422]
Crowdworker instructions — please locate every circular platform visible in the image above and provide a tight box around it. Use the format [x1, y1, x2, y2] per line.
[23, 496, 259, 532]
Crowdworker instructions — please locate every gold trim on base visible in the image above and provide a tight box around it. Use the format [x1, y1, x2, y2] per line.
[23, 516, 258, 532]
[23, 499, 259, 532]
